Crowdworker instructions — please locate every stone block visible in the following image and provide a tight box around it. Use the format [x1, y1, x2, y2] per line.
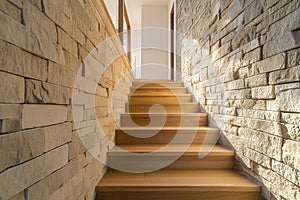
[9, 192, 25, 200]
[0, 128, 45, 172]
[241, 47, 261, 67]
[27, 164, 70, 200]
[48, 61, 76, 88]
[44, 123, 72, 152]
[245, 74, 267, 87]
[239, 127, 282, 160]
[272, 160, 299, 186]
[0, 118, 21, 133]
[7, 0, 23, 8]
[0, 104, 21, 119]
[225, 79, 245, 90]
[275, 89, 300, 112]
[212, 41, 231, 60]
[244, 0, 263, 24]
[68, 137, 87, 160]
[0, 4, 64, 64]
[0, 0, 21, 22]
[0, 145, 68, 199]
[287, 48, 300, 68]
[0, 71, 24, 103]
[263, 30, 300, 58]
[22, 105, 68, 129]
[267, 9, 300, 42]
[283, 140, 300, 171]
[57, 27, 78, 57]
[282, 112, 300, 125]
[244, 148, 271, 168]
[26, 80, 71, 105]
[252, 86, 275, 99]
[237, 109, 280, 121]
[246, 118, 282, 136]
[225, 89, 252, 100]
[282, 123, 300, 142]
[0, 40, 48, 81]
[254, 53, 285, 73]
[269, 65, 300, 85]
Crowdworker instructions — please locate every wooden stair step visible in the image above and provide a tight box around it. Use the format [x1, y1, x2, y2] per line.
[108, 144, 234, 170]
[132, 82, 183, 88]
[126, 103, 200, 113]
[131, 87, 187, 94]
[120, 113, 208, 127]
[129, 94, 193, 103]
[96, 170, 261, 200]
[116, 127, 219, 145]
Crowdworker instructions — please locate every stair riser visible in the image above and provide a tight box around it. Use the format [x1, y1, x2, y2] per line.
[120, 115, 208, 127]
[129, 96, 193, 103]
[125, 104, 200, 113]
[131, 88, 187, 94]
[116, 130, 219, 145]
[132, 82, 183, 88]
[108, 155, 234, 171]
[96, 191, 260, 200]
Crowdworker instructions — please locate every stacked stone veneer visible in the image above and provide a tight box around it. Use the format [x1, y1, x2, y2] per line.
[0, 0, 133, 199]
[176, 0, 300, 199]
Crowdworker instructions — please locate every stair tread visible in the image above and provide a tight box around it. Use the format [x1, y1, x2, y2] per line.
[131, 87, 186, 89]
[130, 94, 192, 97]
[109, 144, 233, 155]
[134, 79, 176, 82]
[122, 113, 206, 116]
[117, 127, 217, 131]
[127, 102, 199, 105]
[97, 170, 260, 191]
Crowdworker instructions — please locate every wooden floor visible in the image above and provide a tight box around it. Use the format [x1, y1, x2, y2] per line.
[96, 80, 261, 200]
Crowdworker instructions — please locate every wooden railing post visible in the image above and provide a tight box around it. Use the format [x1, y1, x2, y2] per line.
[118, 0, 124, 43]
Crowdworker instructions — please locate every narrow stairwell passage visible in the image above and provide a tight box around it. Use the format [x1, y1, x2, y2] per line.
[96, 80, 261, 200]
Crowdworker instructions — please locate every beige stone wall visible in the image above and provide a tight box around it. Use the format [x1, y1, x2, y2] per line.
[0, 0, 133, 199]
[176, 0, 300, 199]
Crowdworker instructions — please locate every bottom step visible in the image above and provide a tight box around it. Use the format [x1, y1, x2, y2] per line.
[96, 170, 261, 200]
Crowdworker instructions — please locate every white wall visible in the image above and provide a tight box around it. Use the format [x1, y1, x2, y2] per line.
[131, 29, 142, 78]
[168, 0, 176, 81]
[141, 5, 169, 80]
[103, 0, 118, 29]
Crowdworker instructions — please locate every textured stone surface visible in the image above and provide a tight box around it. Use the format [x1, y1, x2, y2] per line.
[0, 71, 24, 103]
[269, 65, 300, 84]
[26, 80, 71, 104]
[0, 36, 48, 81]
[276, 89, 300, 112]
[44, 123, 72, 152]
[0, 119, 22, 133]
[239, 127, 282, 160]
[22, 105, 68, 129]
[0, 145, 68, 200]
[177, 0, 300, 198]
[0, 0, 133, 199]
[0, 104, 21, 119]
[254, 53, 286, 73]
[0, 128, 45, 172]
[282, 140, 300, 171]
[252, 86, 275, 99]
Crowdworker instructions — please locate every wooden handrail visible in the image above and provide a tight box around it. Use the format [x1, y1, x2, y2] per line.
[124, 4, 130, 29]
[124, 3, 131, 62]
[91, 0, 131, 70]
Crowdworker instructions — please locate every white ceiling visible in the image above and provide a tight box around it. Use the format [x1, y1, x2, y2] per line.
[125, 0, 173, 28]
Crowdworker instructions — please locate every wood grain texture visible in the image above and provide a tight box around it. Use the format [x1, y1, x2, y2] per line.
[115, 127, 218, 145]
[96, 80, 261, 199]
[120, 113, 208, 127]
[96, 170, 260, 200]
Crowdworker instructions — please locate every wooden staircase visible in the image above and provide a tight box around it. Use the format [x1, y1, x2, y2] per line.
[96, 80, 261, 200]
